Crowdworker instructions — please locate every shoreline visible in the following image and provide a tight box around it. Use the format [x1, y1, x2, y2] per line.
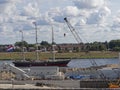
[0, 51, 119, 60]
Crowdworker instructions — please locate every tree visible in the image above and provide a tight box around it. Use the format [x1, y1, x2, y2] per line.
[15, 41, 28, 47]
[109, 39, 120, 51]
[40, 41, 50, 46]
[113, 47, 120, 51]
[99, 44, 106, 51]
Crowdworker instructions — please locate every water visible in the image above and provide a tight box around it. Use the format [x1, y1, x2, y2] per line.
[0, 60, 13, 65]
[0, 58, 119, 68]
[67, 58, 119, 68]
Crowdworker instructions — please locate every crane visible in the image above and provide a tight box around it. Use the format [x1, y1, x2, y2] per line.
[64, 17, 107, 80]
[64, 17, 83, 44]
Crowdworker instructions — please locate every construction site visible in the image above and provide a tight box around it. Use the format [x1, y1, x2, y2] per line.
[0, 62, 120, 89]
[0, 18, 120, 89]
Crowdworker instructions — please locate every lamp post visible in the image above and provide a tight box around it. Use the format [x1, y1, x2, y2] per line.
[33, 22, 39, 60]
[20, 30, 25, 60]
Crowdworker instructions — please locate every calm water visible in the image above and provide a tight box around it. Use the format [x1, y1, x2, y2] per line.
[0, 58, 119, 68]
[67, 58, 119, 68]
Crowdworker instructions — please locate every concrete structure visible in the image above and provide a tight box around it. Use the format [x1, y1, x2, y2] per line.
[25, 66, 65, 80]
[0, 63, 30, 80]
[0, 63, 65, 80]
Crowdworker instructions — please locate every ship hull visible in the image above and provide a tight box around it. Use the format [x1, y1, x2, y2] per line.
[12, 60, 70, 67]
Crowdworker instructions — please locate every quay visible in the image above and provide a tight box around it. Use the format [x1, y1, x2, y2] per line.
[0, 63, 120, 89]
[0, 79, 119, 89]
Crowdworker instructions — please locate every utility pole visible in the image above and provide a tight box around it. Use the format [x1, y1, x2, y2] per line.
[20, 30, 25, 60]
[51, 26, 55, 61]
[33, 22, 39, 60]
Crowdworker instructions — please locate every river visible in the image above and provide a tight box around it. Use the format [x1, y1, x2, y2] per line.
[67, 58, 119, 68]
[0, 58, 119, 68]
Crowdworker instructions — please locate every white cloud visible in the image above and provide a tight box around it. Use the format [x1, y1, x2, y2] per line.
[86, 6, 111, 24]
[0, 0, 118, 44]
[22, 2, 41, 18]
[45, 0, 111, 27]
[63, 6, 80, 17]
[111, 11, 120, 30]
[0, 0, 21, 12]
[73, 0, 105, 9]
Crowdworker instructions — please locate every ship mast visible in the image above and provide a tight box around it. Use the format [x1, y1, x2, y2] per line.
[52, 26, 55, 61]
[33, 22, 39, 60]
[20, 30, 25, 60]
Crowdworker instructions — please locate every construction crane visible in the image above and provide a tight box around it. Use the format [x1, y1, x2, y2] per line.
[64, 17, 107, 79]
[64, 17, 83, 44]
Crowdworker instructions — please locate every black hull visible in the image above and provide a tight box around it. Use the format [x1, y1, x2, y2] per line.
[13, 60, 70, 67]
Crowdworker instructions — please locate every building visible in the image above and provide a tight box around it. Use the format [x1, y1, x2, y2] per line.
[56, 43, 83, 52]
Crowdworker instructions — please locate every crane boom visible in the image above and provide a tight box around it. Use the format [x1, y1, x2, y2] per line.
[64, 17, 83, 44]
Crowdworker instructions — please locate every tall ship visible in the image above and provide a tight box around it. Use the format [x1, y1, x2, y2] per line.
[13, 59, 70, 67]
[12, 22, 70, 67]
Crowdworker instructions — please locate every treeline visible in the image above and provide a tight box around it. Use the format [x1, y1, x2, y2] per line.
[14, 41, 51, 52]
[1, 39, 120, 52]
[14, 39, 120, 52]
[84, 39, 120, 51]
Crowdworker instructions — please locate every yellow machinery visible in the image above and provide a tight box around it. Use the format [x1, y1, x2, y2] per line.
[109, 79, 120, 88]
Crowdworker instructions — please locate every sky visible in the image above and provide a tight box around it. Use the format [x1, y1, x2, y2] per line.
[0, 0, 120, 44]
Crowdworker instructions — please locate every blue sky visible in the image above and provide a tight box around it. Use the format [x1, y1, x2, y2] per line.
[0, 0, 120, 44]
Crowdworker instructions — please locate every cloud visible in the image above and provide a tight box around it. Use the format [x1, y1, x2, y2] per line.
[63, 6, 80, 17]
[87, 6, 111, 24]
[111, 11, 120, 30]
[22, 2, 41, 18]
[45, 0, 111, 27]
[0, 0, 11, 4]
[73, 0, 105, 9]
[0, 0, 21, 12]
[0, 0, 116, 44]
[47, 6, 84, 24]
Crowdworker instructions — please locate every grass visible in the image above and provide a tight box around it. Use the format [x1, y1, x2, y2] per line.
[0, 51, 119, 61]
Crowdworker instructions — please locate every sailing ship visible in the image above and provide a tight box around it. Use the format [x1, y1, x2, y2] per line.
[12, 23, 70, 67]
[13, 60, 70, 67]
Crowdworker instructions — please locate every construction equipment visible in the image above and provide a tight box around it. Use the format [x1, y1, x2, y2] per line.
[109, 77, 120, 88]
[109, 81, 120, 88]
[108, 53, 120, 88]
[64, 17, 83, 44]
[64, 17, 120, 88]
[64, 17, 106, 78]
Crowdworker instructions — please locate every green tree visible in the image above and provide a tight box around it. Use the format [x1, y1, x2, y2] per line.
[41, 41, 50, 46]
[113, 47, 120, 51]
[99, 44, 106, 51]
[15, 41, 28, 47]
[109, 39, 120, 51]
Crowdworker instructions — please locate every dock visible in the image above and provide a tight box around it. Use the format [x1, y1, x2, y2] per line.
[0, 80, 119, 89]
[0, 63, 120, 89]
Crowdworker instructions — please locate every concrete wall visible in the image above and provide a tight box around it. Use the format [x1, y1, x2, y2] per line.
[27, 66, 59, 79]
